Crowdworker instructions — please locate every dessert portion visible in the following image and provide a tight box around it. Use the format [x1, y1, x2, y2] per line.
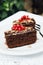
[4, 15, 37, 48]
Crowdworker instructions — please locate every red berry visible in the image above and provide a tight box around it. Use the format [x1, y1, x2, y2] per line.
[12, 27, 14, 30]
[12, 24, 17, 30]
[19, 19, 21, 22]
[22, 15, 26, 19]
[21, 17, 24, 21]
[18, 27, 22, 31]
[21, 25, 25, 30]
[16, 24, 20, 27]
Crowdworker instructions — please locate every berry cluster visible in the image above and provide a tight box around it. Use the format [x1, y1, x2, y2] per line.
[12, 24, 25, 31]
[11, 15, 30, 31]
[18, 15, 30, 22]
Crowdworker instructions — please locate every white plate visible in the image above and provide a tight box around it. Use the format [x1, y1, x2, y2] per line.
[0, 11, 43, 55]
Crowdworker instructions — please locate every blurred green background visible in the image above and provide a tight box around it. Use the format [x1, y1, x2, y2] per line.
[0, 0, 27, 21]
[0, 0, 43, 21]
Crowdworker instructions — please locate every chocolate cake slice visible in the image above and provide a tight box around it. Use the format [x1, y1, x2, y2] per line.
[4, 15, 37, 48]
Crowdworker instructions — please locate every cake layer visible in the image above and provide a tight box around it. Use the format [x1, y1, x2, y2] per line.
[5, 29, 37, 48]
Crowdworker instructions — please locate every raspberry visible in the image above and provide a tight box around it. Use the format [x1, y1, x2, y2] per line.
[18, 19, 22, 22]
[18, 27, 22, 31]
[12, 24, 17, 30]
[22, 15, 26, 19]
